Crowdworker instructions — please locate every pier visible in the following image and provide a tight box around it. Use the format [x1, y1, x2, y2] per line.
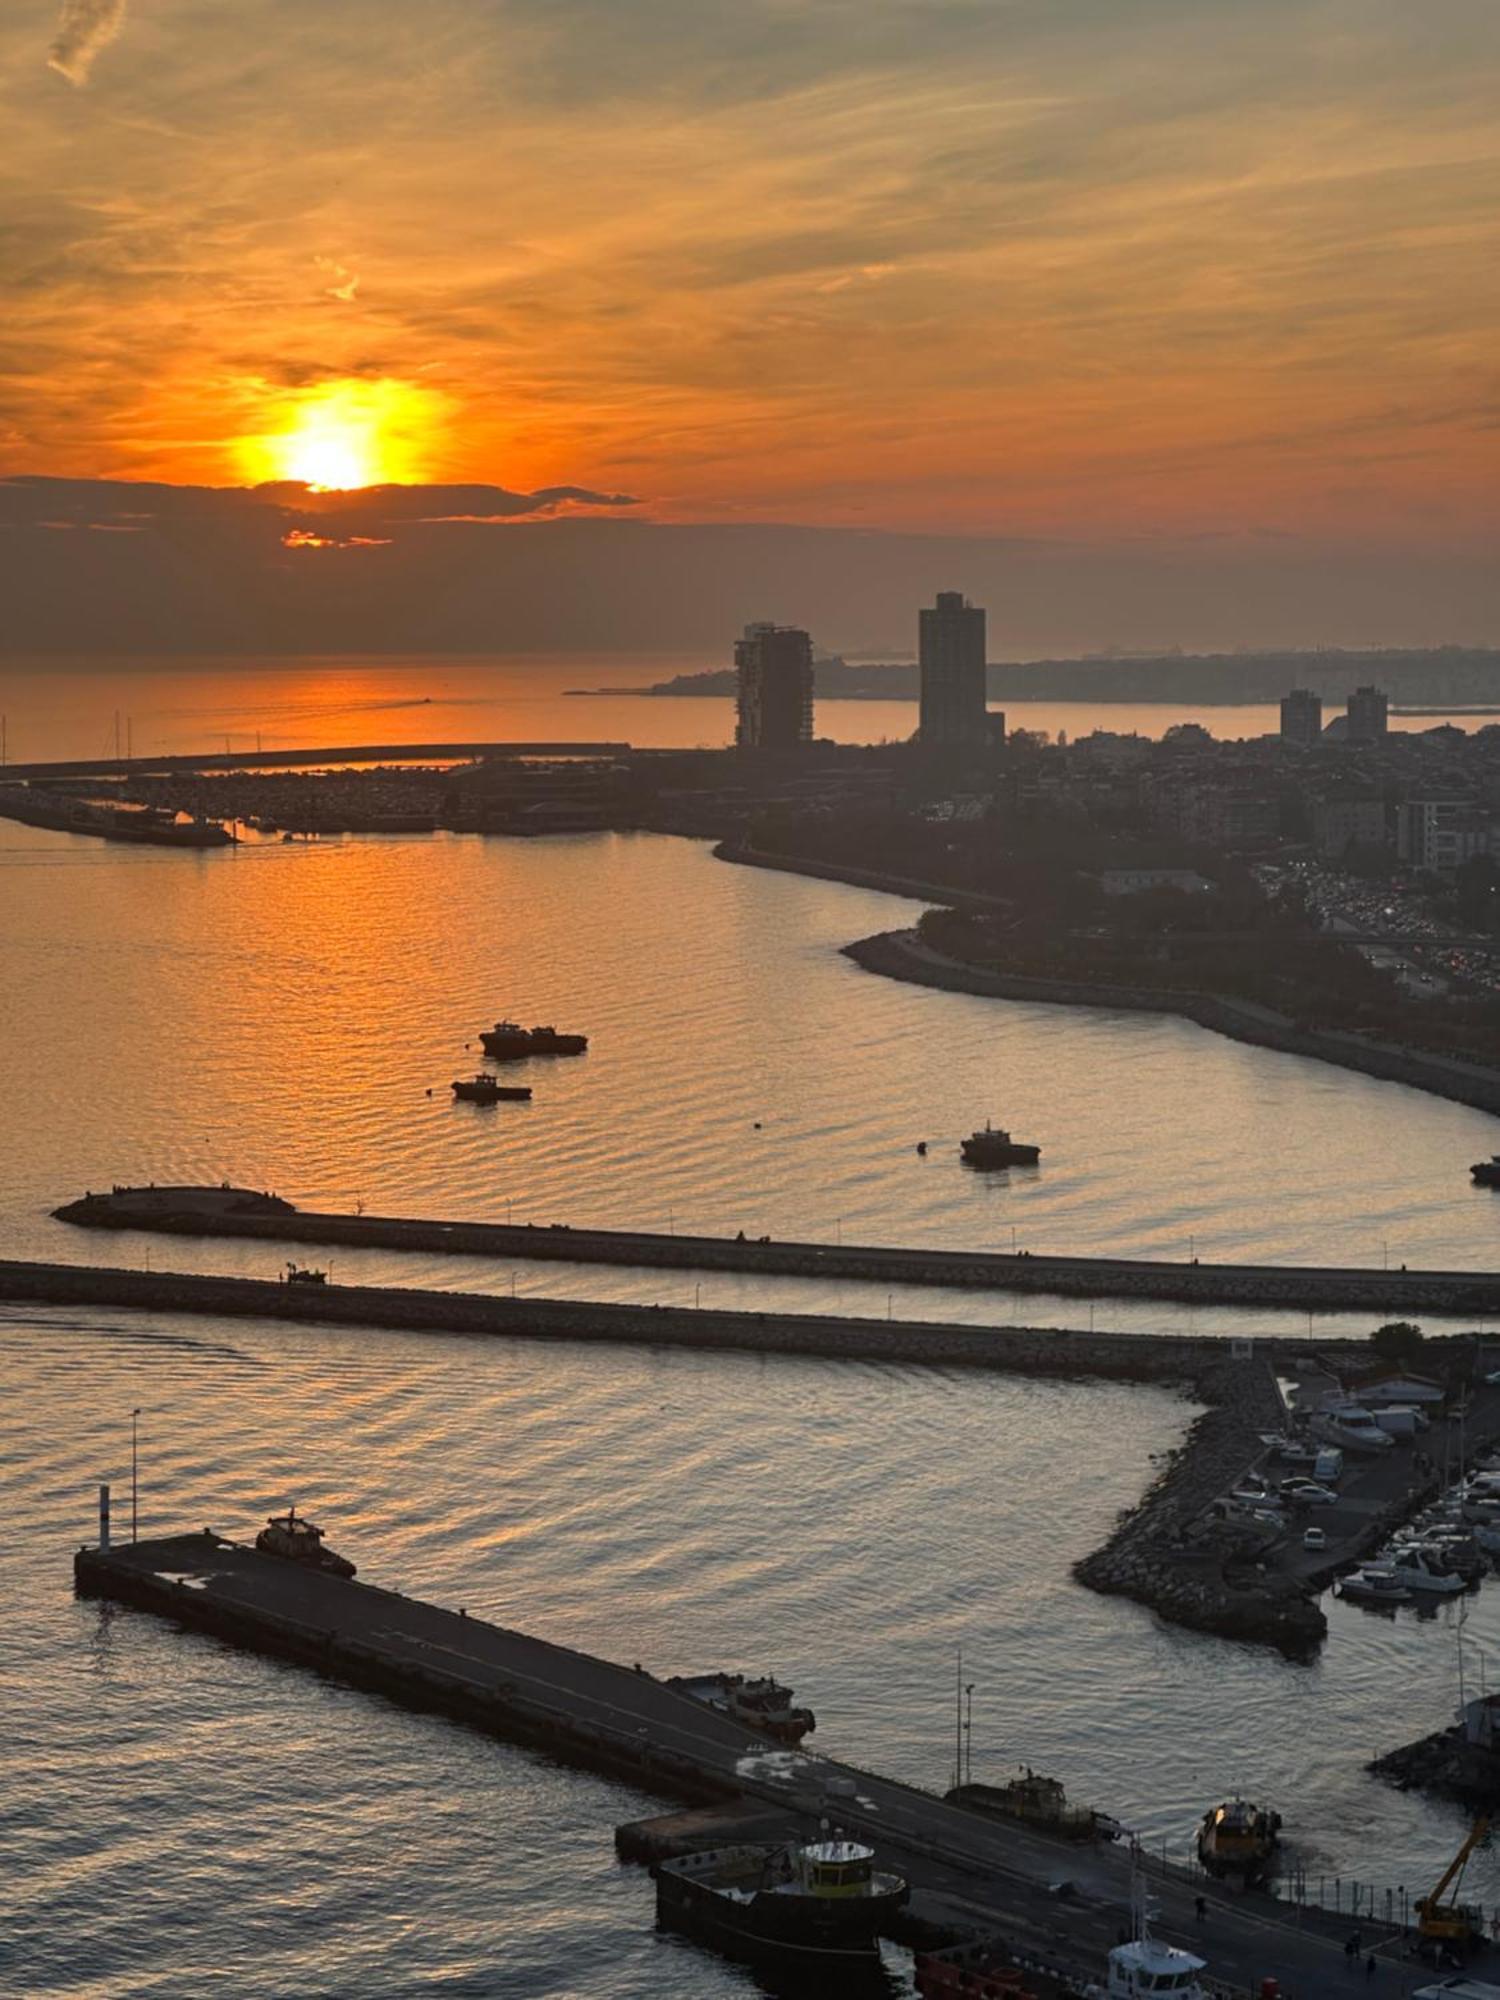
[56, 1182, 1500, 1315]
[72, 1529, 1449, 1997]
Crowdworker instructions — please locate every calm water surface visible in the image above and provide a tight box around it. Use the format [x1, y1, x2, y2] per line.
[5, 813, 1500, 1997]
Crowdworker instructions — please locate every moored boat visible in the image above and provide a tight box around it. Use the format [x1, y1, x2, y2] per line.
[479, 1020, 588, 1059]
[666, 1671, 815, 1742]
[1338, 1564, 1412, 1606]
[254, 1507, 356, 1578]
[961, 1123, 1041, 1170]
[1471, 1155, 1500, 1188]
[947, 1770, 1122, 1844]
[914, 1936, 1083, 1998]
[654, 1839, 907, 1965]
[451, 1074, 532, 1102]
[1196, 1798, 1281, 1882]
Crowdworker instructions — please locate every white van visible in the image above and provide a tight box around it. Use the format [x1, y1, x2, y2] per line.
[1314, 1448, 1343, 1483]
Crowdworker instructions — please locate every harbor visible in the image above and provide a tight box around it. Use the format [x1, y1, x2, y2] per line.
[73, 1518, 1482, 1997]
[54, 1183, 1500, 1315]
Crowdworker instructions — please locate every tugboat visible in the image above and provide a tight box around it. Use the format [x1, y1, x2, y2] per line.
[1196, 1798, 1281, 1883]
[254, 1507, 356, 1578]
[666, 1671, 815, 1743]
[284, 1261, 327, 1286]
[960, 1123, 1041, 1170]
[1472, 1156, 1500, 1188]
[451, 1075, 533, 1103]
[478, 1020, 588, 1060]
[654, 1839, 906, 1965]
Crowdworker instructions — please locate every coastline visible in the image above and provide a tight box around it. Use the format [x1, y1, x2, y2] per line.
[713, 841, 1500, 1119]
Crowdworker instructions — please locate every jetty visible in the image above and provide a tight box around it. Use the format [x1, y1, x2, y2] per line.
[54, 1183, 1500, 1314]
[71, 1526, 1443, 1997]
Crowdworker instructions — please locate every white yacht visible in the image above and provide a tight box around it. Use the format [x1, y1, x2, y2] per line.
[1338, 1565, 1413, 1605]
[1104, 1864, 1208, 1999]
[1390, 1547, 1467, 1595]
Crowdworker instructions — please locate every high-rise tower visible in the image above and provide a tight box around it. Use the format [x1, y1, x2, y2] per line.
[918, 592, 988, 748]
[734, 622, 814, 749]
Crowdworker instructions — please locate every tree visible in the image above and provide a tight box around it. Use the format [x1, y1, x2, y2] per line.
[1370, 1321, 1424, 1369]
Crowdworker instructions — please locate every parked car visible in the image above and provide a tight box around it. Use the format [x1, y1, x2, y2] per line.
[1281, 1479, 1338, 1506]
[1303, 1527, 1328, 1552]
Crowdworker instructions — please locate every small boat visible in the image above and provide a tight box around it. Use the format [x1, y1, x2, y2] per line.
[1338, 1564, 1412, 1606]
[666, 1671, 815, 1742]
[284, 1261, 327, 1286]
[961, 1123, 1041, 1170]
[1389, 1546, 1468, 1595]
[947, 1769, 1122, 1844]
[1471, 1156, 1500, 1187]
[654, 1839, 907, 1966]
[1105, 1933, 1208, 2000]
[451, 1075, 532, 1103]
[1196, 1798, 1281, 1882]
[478, 1020, 588, 1060]
[254, 1507, 356, 1578]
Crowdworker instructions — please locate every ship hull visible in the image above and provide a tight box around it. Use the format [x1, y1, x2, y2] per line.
[479, 1033, 587, 1059]
[655, 1869, 902, 1963]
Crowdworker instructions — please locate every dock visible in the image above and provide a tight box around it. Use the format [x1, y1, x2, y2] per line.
[73, 1531, 1449, 1996]
[55, 1183, 1500, 1315]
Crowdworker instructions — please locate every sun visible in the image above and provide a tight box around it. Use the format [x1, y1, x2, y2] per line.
[236, 377, 444, 489]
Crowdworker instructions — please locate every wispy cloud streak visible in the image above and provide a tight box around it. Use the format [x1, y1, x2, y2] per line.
[47, 0, 127, 85]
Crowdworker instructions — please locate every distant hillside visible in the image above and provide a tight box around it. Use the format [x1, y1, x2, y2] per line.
[620, 647, 1500, 707]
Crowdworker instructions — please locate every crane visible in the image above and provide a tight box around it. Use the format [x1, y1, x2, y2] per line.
[1417, 1815, 1491, 1959]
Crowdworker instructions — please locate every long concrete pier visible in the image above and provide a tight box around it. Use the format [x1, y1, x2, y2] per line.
[56, 1184, 1500, 1314]
[71, 1532, 1436, 1997]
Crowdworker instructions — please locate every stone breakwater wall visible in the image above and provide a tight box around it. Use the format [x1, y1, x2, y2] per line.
[0, 1255, 1241, 1384]
[55, 1189, 1500, 1315]
[1071, 1358, 1330, 1655]
[842, 925, 1500, 1120]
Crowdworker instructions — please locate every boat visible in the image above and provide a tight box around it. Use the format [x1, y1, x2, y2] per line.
[284, 1261, 327, 1286]
[947, 1770, 1122, 1844]
[1338, 1565, 1413, 1606]
[666, 1671, 815, 1742]
[961, 1124, 1042, 1170]
[1196, 1798, 1281, 1882]
[1471, 1156, 1500, 1188]
[1390, 1547, 1468, 1595]
[914, 1936, 1084, 1997]
[254, 1507, 356, 1578]
[1103, 1933, 1208, 2000]
[653, 1839, 907, 1965]
[451, 1075, 532, 1103]
[478, 1020, 588, 1060]
[1311, 1409, 1394, 1454]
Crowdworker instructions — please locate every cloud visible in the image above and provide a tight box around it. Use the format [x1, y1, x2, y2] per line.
[47, 0, 127, 85]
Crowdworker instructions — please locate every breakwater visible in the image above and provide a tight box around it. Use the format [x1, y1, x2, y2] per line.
[56, 1183, 1500, 1314]
[0, 1253, 1242, 1385]
[844, 925, 1500, 1119]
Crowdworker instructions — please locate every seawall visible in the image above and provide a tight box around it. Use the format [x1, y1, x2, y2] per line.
[56, 1186, 1500, 1315]
[843, 925, 1500, 1120]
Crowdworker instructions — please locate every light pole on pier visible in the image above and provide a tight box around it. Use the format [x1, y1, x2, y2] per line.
[131, 1407, 141, 1544]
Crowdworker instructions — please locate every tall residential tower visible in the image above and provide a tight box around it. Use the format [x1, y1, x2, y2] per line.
[734, 622, 814, 749]
[918, 592, 988, 748]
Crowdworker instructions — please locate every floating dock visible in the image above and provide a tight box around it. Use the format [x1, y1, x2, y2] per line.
[55, 1183, 1500, 1314]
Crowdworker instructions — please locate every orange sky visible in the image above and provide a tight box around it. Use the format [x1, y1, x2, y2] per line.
[4, 0, 1499, 540]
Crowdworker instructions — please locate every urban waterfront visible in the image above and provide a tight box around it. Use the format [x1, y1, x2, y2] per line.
[6, 813, 1500, 1994]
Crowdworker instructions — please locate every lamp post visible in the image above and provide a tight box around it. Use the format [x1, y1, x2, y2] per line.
[131, 1407, 141, 1543]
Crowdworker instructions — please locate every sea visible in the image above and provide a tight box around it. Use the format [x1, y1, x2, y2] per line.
[4, 655, 1500, 1998]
